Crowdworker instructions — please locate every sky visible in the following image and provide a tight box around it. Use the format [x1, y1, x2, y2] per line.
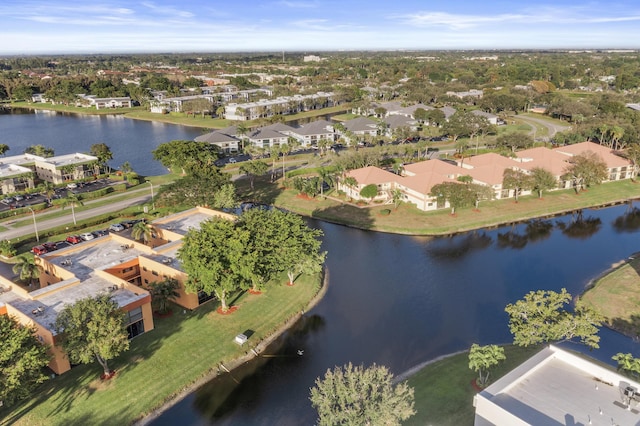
[1, 0, 639, 55]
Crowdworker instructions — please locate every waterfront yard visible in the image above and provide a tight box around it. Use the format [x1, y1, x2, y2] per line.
[0, 274, 322, 426]
[581, 255, 640, 337]
[238, 175, 640, 235]
[405, 345, 541, 426]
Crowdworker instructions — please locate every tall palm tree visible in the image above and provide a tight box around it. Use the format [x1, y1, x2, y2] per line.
[131, 221, 152, 245]
[13, 255, 40, 287]
[40, 181, 55, 203]
[61, 191, 83, 225]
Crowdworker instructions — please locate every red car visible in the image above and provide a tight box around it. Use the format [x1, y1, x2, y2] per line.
[66, 235, 82, 244]
[32, 245, 48, 255]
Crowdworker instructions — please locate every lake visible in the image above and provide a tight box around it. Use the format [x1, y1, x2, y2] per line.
[0, 109, 202, 176]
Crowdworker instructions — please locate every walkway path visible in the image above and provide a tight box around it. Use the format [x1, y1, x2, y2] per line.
[516, 114, 571, 139]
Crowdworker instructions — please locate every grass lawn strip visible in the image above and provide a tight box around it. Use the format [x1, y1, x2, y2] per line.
[0, 273, 321, 426]
[581, 254, 640, 337]
[404, 345, 541, 426]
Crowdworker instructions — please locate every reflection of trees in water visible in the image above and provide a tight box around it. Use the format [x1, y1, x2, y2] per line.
[557, 210, 602, 240]
[497, 220, 554, 250]
[193, 314, 325, 421]
[427, 231, 493, 259]
[612, 202, 640, 233]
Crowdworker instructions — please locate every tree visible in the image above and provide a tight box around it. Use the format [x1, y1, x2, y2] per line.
[89, 143, 113, 174]
[0, 144, 9, 156]
[278, 212, 326, 286]
[212, 183, 239, 210]
[359, 184, 378, 202]
[442, 111, 473, 145]
[148, 278, 180, 314]
[309, 363, 415, 426]
[562, 151, 608, 193]
[496, 131, 534, 153]
[156, 169, 230, 208]
[239, 160, 268, 190]
[505, 288, 603, 349]
[24, 144, 54, 158]
[612, 353, 640, 379]
[502, 168, 532, 202]
[61, 191, 83, 225]
[391, 188, 403, 210]
[54, 294, 129, 378]
[468, 344, 506, 387]
[0, 239, 16, 257]
[131, 220, 152, 244]
[152, 140, 220, 176]
[625, 144, 640, 182]
[0, 315, 51, 406]
[430, 181, 475, 214]
[178, 217, 251, 312]
[530, 167, 557, 198]
[12, 255, 40, 286]
[40, 181, 55, 203]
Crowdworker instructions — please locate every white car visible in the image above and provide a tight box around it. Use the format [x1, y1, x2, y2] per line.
[66, 183, 78, 189]
[80, 232, 95, 241]
[228, 158, 237, 164]
[109, 223, 125, 232]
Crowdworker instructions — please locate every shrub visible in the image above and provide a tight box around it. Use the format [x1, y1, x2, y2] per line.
[379, 209, 391, 216]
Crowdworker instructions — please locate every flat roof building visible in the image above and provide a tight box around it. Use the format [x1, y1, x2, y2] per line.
[474, 345, 640, 426]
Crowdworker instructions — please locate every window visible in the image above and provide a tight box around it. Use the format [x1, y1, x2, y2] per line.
[144, 279, 149, 284]
[152, 271, 158, 276]
[123, 267, 134, 273]
[142, 266, 148, 272]
[124, 306, 143, 325]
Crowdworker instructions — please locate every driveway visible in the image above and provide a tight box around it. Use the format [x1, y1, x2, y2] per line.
[516, 115, 571, 140]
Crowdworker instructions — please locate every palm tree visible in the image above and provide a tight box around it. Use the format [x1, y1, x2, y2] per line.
[61, 191, 83, 225]
[13, 255, 40, 287]
[40, 181, 55, 203]
[131, 221, 152, 244]
[149, 278, 180, 314]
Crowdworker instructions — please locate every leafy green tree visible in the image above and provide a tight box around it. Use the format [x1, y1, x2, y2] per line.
[39, 181, 55, 203]
[562, 151, 609, 193]
[148, 278, 180, 314]
[12, 255, 40, 286]
[468, 344, 506, 387]
[156, 169, 230, 208]
[391, 188, 403, 210]
[359, 184, 378, 201]
[0, 239, 16, 257]
[530, 167, 557, 198]
[413, 107, 429, 123]
[61, 191, 83, 225]
[505, 288, 603, 349]
[612, 353, 640, 378]
[152, 140, 220, 176]
[442, 111, 473, 144]
[503, 169, 532, 202]
[496, 131, 534, 152]
[239, 160, 268, 190]
[310, 363, 415, 426]
[625, 144, 640, 182]
[89, 143, 113, 174]
[0, 144, 9, 156]
[0, 315, 51, 406]
[178, 218, 251, 312]
[131, 220, 152, 244]
[430, 181, 475, 214]
[212, 183, 239, 210]
[54, 294, 130, 377]
[278, 212, 325, 286]
[24, 144, 54, 158]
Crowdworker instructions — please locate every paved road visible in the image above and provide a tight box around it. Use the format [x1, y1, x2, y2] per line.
[516, 115, 571, 139]
[0, 191, 152, 242]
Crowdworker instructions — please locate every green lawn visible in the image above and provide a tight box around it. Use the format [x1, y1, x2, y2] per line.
[405, 345, 541, 426]
[581, 256, 640, 336]
[0, 273, 322, 426]
[237, 175, 640, 236]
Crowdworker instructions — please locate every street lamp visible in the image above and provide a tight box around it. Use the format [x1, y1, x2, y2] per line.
[28, 207, 39, 242]
[148, 181, 155, 211]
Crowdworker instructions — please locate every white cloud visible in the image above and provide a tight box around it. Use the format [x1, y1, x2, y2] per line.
[277, 1, 318, 8]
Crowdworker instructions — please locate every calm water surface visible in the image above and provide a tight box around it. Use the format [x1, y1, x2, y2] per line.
[0, 109, 202, 176]
[154, 205, 640, 425]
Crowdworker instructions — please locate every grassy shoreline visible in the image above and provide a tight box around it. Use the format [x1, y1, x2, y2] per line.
[0, 272, 324, 426]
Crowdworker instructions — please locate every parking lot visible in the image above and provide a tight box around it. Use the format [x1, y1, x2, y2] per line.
[0, 178, 115, 213]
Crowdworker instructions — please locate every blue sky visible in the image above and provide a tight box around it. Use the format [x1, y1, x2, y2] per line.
[1, 0, 639, 54]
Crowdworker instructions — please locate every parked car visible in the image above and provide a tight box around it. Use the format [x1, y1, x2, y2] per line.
[228, 157, 237, 164]
[121, 219, 142, 229]
[80, 232, 95, 241]
[92, 229, 108, 237]
[1, 197, 15, 205]
[13, 195, 24, 201]
[109, 223, 125, 232]
[43, 242, 58, 251]
[32, 245, 48, 255]
[66, 183, 78, 189]
[66, 235, 82, 244]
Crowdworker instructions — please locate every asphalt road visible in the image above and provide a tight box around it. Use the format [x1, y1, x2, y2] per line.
[0, 191, 152, 242]
[516, 115, 571, 139]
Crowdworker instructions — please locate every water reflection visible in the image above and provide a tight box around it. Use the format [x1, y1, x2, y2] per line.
[497, 220, 554, 250]
[193, 315, 326, 422]
[612, 202, 640, 233]
[425, 231, 493, 259]
[557, 210, 602, 240]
